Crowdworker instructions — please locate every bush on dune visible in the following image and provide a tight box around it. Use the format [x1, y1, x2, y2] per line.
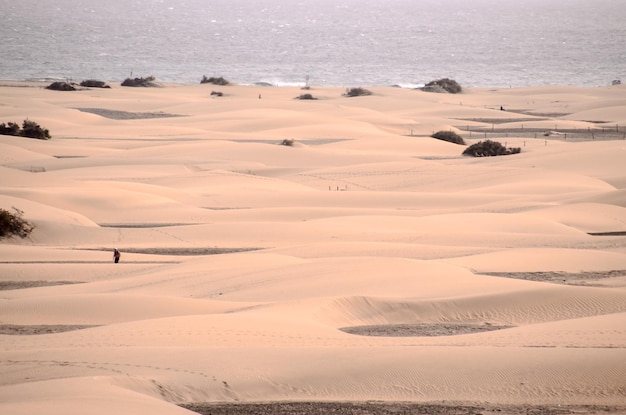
[80, 79, 111, 88]
[431, 130, 465, 145]
[21, 120, 51, 139]
[201, 76, 230, 85]
[0, 122, 20, 136]
[343, 87, 372, 97]
[463, 140, 521, 157]
[46, 81, 76, 91]
[0, 207, 34, 239]
[421, 78, 462, 94]
[121, 75, 159, 87]
[295, 93, 317, 100]
[0, 120, 51, 140]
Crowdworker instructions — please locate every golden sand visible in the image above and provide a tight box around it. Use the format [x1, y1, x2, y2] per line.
[1, 82, 625, 415]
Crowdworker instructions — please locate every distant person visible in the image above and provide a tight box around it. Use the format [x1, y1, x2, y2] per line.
[113, 248, 121, 263]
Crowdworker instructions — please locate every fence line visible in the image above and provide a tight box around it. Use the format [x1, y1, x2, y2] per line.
[453, 125, 626, 141]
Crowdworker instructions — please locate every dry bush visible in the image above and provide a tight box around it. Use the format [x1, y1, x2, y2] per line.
[422, 78, 462, 93]
[463, 140, 521, 157]
[0, 207, 33, 238]
[201, 76, 230, 85]
[121, 75, 159, 87]
[431, 130, 465, 145]
[46, 81, 76, 91]
[295, 93, 317, 100]
[343, 87, 372, 97]
[80, 79, 111, 88]
[0, 120, 50, 139]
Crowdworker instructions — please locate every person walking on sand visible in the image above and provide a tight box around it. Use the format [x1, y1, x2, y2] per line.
[113, 248, 121, 263]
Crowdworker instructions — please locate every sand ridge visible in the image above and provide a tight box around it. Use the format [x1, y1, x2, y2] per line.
[1, 82, 625, 415]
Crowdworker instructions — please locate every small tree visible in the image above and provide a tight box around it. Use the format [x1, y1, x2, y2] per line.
[431, 130, 465, 145]
[0, 207, 34, 238]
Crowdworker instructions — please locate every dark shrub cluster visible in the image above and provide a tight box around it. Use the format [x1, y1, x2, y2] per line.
[0, 120, 51, 140]
[422, 78, 462, 94]
[431, 130, 465, 145]
[201, 76, 230, 85]
[121, 76, 159, 87]
[0, 207, 34, 239]
[280, 138, 295, 146]
[295, 93, 317, 100]
[80, 79, 111, 88]
[0, 122, 20, 136]
[343, 87, 372, 97]
[463, 140, 521, 157]
[210, 91, 224, 97]
[46, 81, 76, 91]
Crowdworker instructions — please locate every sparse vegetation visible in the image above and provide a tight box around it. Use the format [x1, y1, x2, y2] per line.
[0, 207, 34, 239]
[0, 122, 20, 136]
[201, 76, 230, 85]
[121, 75, 159, 87]
[280, 138, 295, 146]
[46, 81, 76, 91]
[295, 93, 317, 100]
[343, 87, 372, 97]
[463, 140, 521, 157]
[80, 79, 111, 88]
[421, 78, 462, 94]
[0, 120, 51, 139]
[210, 91, 224, 97]
[21, 120, 51, 139]
[431, 130, 465, 145]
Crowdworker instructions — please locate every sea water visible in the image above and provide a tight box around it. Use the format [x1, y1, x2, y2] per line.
[1, 0, 624, 87]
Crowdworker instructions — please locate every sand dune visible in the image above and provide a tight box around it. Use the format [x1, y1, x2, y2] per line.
[1, 82, 625, 415]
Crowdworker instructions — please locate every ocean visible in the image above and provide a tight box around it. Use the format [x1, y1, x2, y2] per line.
[1, 0, 625, 88]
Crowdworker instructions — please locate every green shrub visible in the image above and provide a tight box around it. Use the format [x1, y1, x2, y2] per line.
[0, 122, 20, 136]
[46, 81, 76, 91]
[422, 78, 462, 94]
[343, 87, 372, 97]
[201, 76, 230, 85]
[20, 120, 51, 139]
[463, 140, 521, 157]
[0, 207, 33, 238]
[0, 120, 50, 139]
[80, 79, 111, 88]
[121, 76, 158, 87]
[431, 130, 465, 145]
[295, 93, 317, 100]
